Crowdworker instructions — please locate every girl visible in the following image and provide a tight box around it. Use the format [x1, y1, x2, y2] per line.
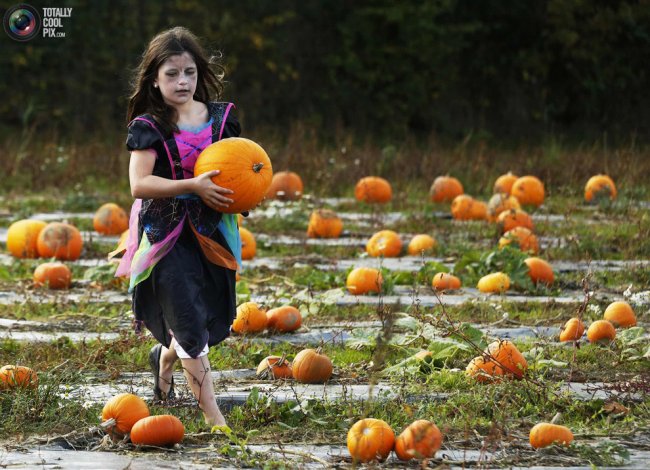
[117, 26, 242, 427]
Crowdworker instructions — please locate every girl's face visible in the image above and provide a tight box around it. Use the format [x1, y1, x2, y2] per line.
[154, 52, 198, 108]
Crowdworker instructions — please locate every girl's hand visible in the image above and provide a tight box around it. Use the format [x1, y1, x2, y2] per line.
[194, 170, 234, 210]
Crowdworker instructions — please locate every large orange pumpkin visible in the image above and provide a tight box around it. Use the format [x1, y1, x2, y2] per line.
[497, 209, 534, 234]
[430, 176, 463, 203]
[292, 347, 333, 383]
[232, 302, 267, 334]
[101, 393, 150, 437]
[265, 170, 303, 201]
[530, 423, 574, 449]
[524, 257, 554, 285]
[366, 230, 402, 257]
[603, 301, 636, 327]
[431, 272, 461, 291]
[93, 203, 129, 235]
[347, 418, 395, 463]
[6, 219, 47, 258]
[307, 209, 343, 238]
[33, 262, 71, 289]
[499, 227, 539, 254]
[354, 176, 392, 203]
[0, 365, 38, 390]
[394, 419, 443, 461]
[266, 305, 302, 332]
[559, 317, 585, 342]
[194, 137, 273, 214]
[493, 172, 518, 195]
[130, 415, 185, 447]
[511, 175, 545, 207]
[407, 234, 437, 256]
[585, 174, 617, 203]
[36, 222, 83, 260]
[256, 355, 293, 380]
[487, 193, 521, 221]
[239, 227, 256, 260]
[346, 267, 383, 295]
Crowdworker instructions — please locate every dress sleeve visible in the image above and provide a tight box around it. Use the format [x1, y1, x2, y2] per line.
[126, 119, 161, 152]
[220, 111, 241, 139]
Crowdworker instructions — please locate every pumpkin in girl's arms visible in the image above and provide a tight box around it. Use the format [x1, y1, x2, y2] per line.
[36, 222, 83, 261]
[239, 227, 256, 260]
[93, 203, 129, 235]
[265, 171, 303, 201]
[266, 305, 302, 332]
[0, 365, 38, 390]
[194, 137, 273, 214]
[101, 393, 150, 438]
[292, 347, 333, 383]
[307, 209, 343, 238]
[347, 418, 395, 463]
[354, 176, 392, 204]
[6, 219, 46, 258]
[33, 262, 71, 289]
[232, 302, 267, 334]
[130, 415, 185, 447]
[256, 355, 292, 380]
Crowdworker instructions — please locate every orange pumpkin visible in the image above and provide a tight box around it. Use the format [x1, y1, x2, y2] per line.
[266, 305, 302, 332]
[36, 222, 83, 261]
[465, 356, 498, 383]
[477, 272, 511, 293]
[0, 365, 38, 390]
[239, 227, 256, 260]
[487, 193, 521, 221]
[292, 347, 333, 383]
[431, 272, 461, 291]
[33, 262, 71, 289]
[366, 230, 402, 257]
[603, 301, 636, 327]
[265, 170, 303, 201]
[530, 423, 574, 449]
[585, 174, 617, 203]
[93, 203, 129, 235]
[347, 418, 395, 463]
[559, 317, 585, 342]
[354, 176, 392, 204]
[101, 393, 150, 437]
[395, 419, 443, 461]
[232, 302, 267, 334]
[256, 355, 293, 380]
[511, 175, 545, 207]
[524, 257, 554, 285]
[346, 267, 383, 295]
[493, 172, 518, 195]
[407, 234, 437, 256]
[6, 219, 47, 258]
[451, 194, 475, 220]
[497, 209, 534, 233]
[130, 415, 185, 446]
[430, 176, 463, 203]
[194, 137, 273, 214]
[587, 320, 616, 343]
[469, 200, 488, 221]
[499, 226, 539, 254]
[307, 209, 343, 238]
[486, 339, 528, 379]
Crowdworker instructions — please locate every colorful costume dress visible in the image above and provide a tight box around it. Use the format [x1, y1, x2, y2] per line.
[117, 101, 241, 358]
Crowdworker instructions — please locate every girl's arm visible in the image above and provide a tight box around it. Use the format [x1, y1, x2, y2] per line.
[129, 150, 234, 210]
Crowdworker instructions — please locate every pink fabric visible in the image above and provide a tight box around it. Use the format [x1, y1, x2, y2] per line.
[115, 198, 142, 277]
[219, 103, 234, 140]
[175, 124, 213, 179]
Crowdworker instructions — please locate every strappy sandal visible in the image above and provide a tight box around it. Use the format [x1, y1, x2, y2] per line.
[149, 343, 175, 401]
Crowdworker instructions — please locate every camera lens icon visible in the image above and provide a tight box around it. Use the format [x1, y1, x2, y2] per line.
[3, 4, 41, 41]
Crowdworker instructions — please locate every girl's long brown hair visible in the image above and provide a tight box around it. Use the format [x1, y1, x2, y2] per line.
[126, 27, 225, 137]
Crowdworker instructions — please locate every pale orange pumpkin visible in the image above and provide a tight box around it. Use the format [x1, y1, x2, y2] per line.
[239, 227, 256, 260]
[256, 355, 293, 380]
[477, 272, 510, 293]
[366, 230, 402, 257]
[36, 222, 83, 260]
[559, 317, 585, 342]
[130, 415, 184, 447]
[6, 219, 47, 258]
[524, 257, 554, 285]
[394, 419, 443, 461]
[347, 418, 395, 463]
[530, 423, 574, 449]
[232, 302, 267, 334]
[587, 320, 616, 343]
[585, 174, 617, 203]
[354, 176, 392, 203]
[307, 209, 343, 238]
[496, 209, 534, 233]
[407, 234, 437, 256]
[93, 203, 129, 235]
[346, 267, 384, 295]
[265, 171, 303, 201]
[493, 172, 518, 195]
[101, 393, 150, 437]
[487, 193, 521, 221]
[603, 301, 636, 327]
[499, 226, 539, 254]
[0, 365, 38, 390]
[511, 175, 545, 207]
[194, 137, 273, 214]
[266, 305, 302, 332]
[431, 272, 461, 291]
[33, 262, 71, 289]
[451, 194, 475, 220]
[292, 347, 333, 383]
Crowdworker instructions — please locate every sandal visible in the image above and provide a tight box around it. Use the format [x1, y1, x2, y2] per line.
[149, 343, 175, 401]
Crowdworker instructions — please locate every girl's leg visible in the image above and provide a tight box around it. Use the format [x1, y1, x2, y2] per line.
[179, 355, 227, 426]
[158, 338, 179, 395]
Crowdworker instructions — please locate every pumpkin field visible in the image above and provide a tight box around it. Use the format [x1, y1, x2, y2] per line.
[0, 160, 649, 469]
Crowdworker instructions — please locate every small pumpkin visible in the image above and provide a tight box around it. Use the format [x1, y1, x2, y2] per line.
[0, 365, 38, 390]
[496, 209, 533, 234]
[524, 257, 554, 285]
[6, 219, 47, 258]
[292, 347, 333, 384]
[194, 137, 273, 214]
[366, 230, 402, 257]
[266, 305, 302, 332]
[585, 174, 617, 203]
[499, 226, 539, 254]
[407, 234, 437, 256]
[394, 419, 443, 461]
[33, 262, 71, 289]
[347, 418, 395, 463]
[493, 172, 518, 195]
[256, 354, 293, 380]
[451, 194, 475, 220]
[101, 393, 150, 437]
[265, 170, 303, 201]
[487, 193, 521, 221]
[603, 301, 636, 328]
[465, 356, 498, 383]
[93, 203, 129, 235]
[239, 227, 256, 260]
[431, 272, 461, 291]
[587, 320, 616, 343]
[559, 317, 585, 342]
[307, 209, 343, 239]
[232, 302, 267, 334]
[477, 272, 511, 293]
[529, 422, 574, 449]
[36, 222, 83, 260]
[430, 176, 464, 203]
[130, 415, 185, 447]
[346, 267, 384, 295]
[511, 175, 545, 207]
[354, 176, 392, 204]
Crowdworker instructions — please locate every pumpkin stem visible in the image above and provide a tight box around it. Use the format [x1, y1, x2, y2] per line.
[100, 418, 116, 430]
[252, 163, 264, 173]
[278, 352, 287, 366]
[551, 412, 562, 424]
